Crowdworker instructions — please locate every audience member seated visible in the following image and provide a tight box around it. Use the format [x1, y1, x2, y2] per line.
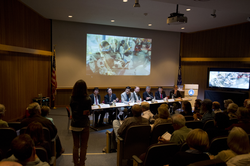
[155, 87, 166, 100]
[223, 99, 233, 112]
[227, 103, 238, 120]
[211, 127, 250, 163]
[158, 114, 192, 145]
[2, 134, 49, 166]
[90, 87, 105, 126]
[193, 99, 202, 114]
[180, 101, 193, 116]
[141, 102, 154, 123]
[41, 106, 54, 124]
[151, 104, 172, 130]
[110, 105, 149, 150]
[243, 99, 250, 108]
[226, 153, 250, 166]
[206, 112, 230, 141]
[21, 102, 64, 158]
[132, 86, 141, 103]
[104, 88, 119, 124]
[226, 107, 250, 133]
[194, 99, 215, 124]
[169, 129, 210, 166]
[246, 100, 250, 111]
[26, 122, 52, 160]
[0, 104, 8, 128]
[143, 86, 154, 101]
[212, 101, 222, 114]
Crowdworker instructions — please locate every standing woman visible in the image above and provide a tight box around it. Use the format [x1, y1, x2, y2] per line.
[70, 80, 92, 166]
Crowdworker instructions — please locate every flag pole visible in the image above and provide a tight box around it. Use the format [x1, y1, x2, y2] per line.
[51, 45, 57, 109]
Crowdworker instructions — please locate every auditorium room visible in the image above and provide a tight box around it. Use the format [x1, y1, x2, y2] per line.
[1, 0, 250, 166]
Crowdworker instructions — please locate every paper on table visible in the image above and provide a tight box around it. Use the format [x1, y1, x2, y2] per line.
[168, 99, 175, 102]
[156, 100, 165, 103]
[91, 105, 100, 109]
[116, 103, 127, 107]
[162, 132, 172, 140]
[99, 104, 110, 108]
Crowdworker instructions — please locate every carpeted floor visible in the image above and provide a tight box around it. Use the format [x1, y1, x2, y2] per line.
[50, 107, 117, 166]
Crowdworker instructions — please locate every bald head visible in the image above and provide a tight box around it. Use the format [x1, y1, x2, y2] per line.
[0, 161, 22, 166]
[132, 104, 142, 117]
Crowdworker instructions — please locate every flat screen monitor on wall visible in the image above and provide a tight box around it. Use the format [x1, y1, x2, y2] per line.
[208, 68, 250, 90]
[86, 34, 152, 76]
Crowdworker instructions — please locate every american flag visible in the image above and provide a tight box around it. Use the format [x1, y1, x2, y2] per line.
[177, 56, 182, 85]
[51, 48, 57, 100]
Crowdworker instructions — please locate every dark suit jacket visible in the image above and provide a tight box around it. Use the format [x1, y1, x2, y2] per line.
[169, 90, 182, 98]
[21, 114, 57, 139]
[104, 94, 117, 104]
[155, 91, 166, 100]
[89, 93, 101, 105]
[143, 91, 154, 101]
[132, 91, 141, 102]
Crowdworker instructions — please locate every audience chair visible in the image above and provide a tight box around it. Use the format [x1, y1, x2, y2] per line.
[117, 125, 151, 166]
[36, 147, 56, 166]
[7, 122, 21, 131]
[184, 116, 194, 121]
[187, 159, 226, 166]
[228, 118, 238, 126]
[133, 143, 179, 166]
[150, 123, 174, 145]
[209, 136, 228, 155]
[66, 107, 72, 131]
[0, 128, 17, 158]
[185, 121, 203, 129]
[203, 120, 215, 131]
[180, 142, 189, 152]
[105, 130, 112, 153]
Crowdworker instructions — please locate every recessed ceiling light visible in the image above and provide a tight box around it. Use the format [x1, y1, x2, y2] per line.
[111, 20, 115, 22]
[68, 15, 72, 18]
[181, 27, 185, 29]
[148, 24, 152, 27]
[186, 9, 191, 11]
[123, 0, 128, 2]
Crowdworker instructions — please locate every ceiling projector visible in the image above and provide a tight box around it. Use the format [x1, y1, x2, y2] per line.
[167, 5, 187, 25]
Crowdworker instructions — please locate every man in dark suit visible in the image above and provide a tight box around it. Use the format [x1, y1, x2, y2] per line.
[169, 85, 182, 99]
[132, 86, 141, 103]
[104, 88, 119, 124]
[155, 87, 166, 100]
[90, 87, 105, 127]
[143, 86, 154, 101]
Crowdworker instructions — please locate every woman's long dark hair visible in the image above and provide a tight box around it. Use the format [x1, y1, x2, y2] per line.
[26, 121, 44, 145]
[72, 79, 88, 97]
[183, 101, 193, 115]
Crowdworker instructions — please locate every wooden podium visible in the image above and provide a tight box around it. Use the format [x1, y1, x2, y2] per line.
[184, 84, 199, 108]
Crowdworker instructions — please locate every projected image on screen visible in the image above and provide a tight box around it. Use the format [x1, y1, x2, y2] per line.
[86, 34, 152, 75]
[209, 71, 250, 89]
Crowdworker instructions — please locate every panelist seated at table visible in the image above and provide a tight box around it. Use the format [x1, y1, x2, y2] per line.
[90, 87, 105, 127]
[169, 85, 182, 99]
[104, 88, 119, 124]
[121, 86, 134, 104]
[155, 86, 166, 100]
[132, 86, 141, 103]
[143, 86, 154, 101]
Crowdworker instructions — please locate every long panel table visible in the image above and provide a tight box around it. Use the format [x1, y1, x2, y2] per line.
[89, 98, 191, 129]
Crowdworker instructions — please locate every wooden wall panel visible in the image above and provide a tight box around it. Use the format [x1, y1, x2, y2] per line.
[0, 52, 51, 121]
[0, 0, 51, 121]
[0, 0, 51, 50]
[181, 22, 250, 58]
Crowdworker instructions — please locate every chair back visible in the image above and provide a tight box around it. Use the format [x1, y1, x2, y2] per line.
[123, 125, 151, 159]
[209, 136, 228, 155]
[36, 147, 49, 163]
[150, 123, 174, 144]
[66, 107, 71, 118]
[203, 120, 215, 131]
[144, 143, 179, 166]
[185, 121, 203, 129]
[184, 116, 194, 121]
[8, 122, 21, 131]
[0, 128, 17, 155]
[188, 159, 226, 166]
[229, 118, 238, 126]
[180, 142, 189, 152]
